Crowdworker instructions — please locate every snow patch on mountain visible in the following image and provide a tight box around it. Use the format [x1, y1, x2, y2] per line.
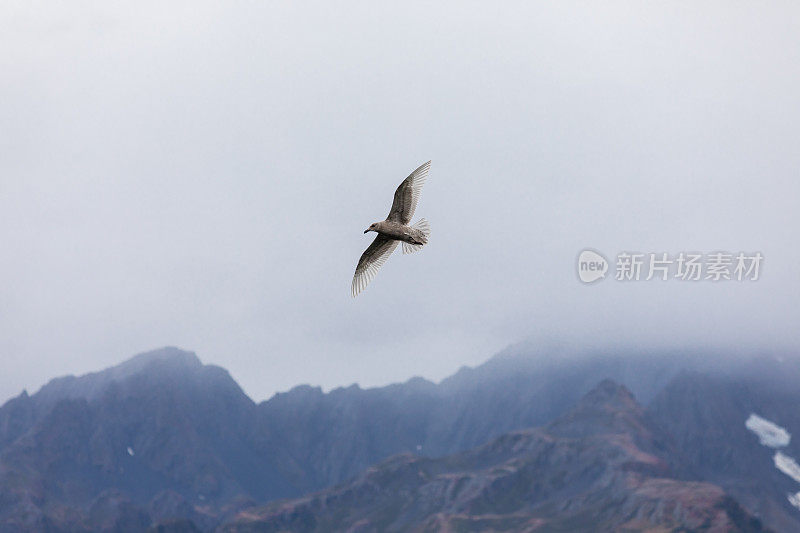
[775, 452, 800, 484]
[746, 414, 791, 448]
[745, 414, 800, 512]
[789, 492, 800, 511]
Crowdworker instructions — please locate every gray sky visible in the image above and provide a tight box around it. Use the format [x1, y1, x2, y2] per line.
[2, 1, 799, 404]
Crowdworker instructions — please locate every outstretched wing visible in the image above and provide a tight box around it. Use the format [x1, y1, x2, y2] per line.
[351, 234, 399, 297]
[387, 160, 430, 224]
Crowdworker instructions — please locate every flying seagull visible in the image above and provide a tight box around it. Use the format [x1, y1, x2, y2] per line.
[351, 161, 432, 297]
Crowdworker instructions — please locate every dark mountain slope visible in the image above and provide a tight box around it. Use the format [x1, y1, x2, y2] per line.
[250, 346, 705, 492]
[0, 349, 278, 531]
[222, 380, 765, 532]
[650, 368, 800, 532]
[1, 346, 798, 531]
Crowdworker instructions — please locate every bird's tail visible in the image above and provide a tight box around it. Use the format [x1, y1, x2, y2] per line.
[402, 218, 430, 254]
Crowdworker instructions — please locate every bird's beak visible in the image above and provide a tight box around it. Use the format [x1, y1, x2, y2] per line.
[364, 229, 370, 234]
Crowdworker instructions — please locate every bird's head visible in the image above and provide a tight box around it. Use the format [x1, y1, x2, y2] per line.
[364, 222, 379, 234]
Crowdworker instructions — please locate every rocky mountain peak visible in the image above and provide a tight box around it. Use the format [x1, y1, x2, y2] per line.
[545, 378, 653, 441]
[33, 347, 203, 407]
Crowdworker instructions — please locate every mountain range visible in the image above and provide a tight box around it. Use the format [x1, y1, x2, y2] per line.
[1, 345, 799, 531]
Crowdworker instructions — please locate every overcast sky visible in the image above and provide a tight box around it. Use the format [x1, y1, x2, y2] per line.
[1, 1, 799, 404]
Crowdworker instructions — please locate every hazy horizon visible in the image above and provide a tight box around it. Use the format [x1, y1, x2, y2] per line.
[6, 337, 800, 407]
[2, 2, 799, 404]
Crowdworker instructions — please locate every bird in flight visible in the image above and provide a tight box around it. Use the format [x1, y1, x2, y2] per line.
[351, 161, 432, 297]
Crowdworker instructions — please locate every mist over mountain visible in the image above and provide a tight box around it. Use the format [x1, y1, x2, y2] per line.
[1, 346, 799, 531]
